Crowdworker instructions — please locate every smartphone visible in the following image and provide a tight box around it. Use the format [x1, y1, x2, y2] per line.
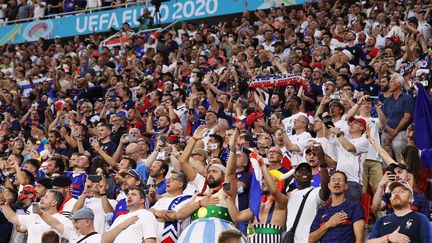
[322, 116, 335, 129]
[164, 146, 172, 154]
[88, 175, 102, 183]
[223, 183, 231, 192]
[420, 81, 429, 86]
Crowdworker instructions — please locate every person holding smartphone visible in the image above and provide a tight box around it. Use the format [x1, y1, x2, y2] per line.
[0, 189, 72, 243]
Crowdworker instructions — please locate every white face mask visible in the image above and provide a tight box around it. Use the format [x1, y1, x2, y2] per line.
[228, 37, 234, 43]
[208, 143, 218, 150]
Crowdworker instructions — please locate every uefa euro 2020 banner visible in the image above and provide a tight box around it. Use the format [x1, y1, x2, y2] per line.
[0, 0, 305, 45]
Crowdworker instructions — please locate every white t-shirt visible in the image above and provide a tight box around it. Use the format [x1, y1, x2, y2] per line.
[306, 137, 338, 162]
[63, 225, 101, 243]
[151, 195, 192, 243]
[357, 116, 382, 161]
[334, 115, 350, 138]
[334, 135, 369, 184]
[84, 197, 117, 234]
[61, 196, 78, 219]
[282, 112, 308, 136]
[286, 187, 323, 243]
[110, 209, 158, 243]
[17, 213, 72, 243]
[288, 132, 312, 166]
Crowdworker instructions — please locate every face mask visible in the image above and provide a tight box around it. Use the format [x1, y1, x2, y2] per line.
[136, 93, 143, 99]
[228, 37, 234, 43]
[208, 143, 218, 150]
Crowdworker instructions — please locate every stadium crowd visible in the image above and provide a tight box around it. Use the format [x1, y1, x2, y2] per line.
[0, 0, 431, 242]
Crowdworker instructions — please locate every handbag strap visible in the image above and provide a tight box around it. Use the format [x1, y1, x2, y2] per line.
[76, 232, 98, 243]
[290, 188, 314, 233]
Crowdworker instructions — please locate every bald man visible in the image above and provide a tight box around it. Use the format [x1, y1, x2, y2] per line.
[125, 143, 149, 183]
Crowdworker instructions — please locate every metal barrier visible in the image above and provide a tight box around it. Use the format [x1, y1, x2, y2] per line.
[1, 1, 152, 26]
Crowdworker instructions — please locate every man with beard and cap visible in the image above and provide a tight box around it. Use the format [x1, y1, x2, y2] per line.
[1, 189, 72, 243]
[175, 126, 246, 242]
[50, 175, 77, 219]
[309, 171, 365, 243]
[371, 163, 430, 219]
[367, 180, 431, 243]
[286, 145, 330, 243]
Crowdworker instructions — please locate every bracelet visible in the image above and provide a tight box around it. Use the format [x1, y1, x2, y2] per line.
[100, 192, 106, 197]
[198, 200, 202, 208]
[336, 132, 343, 138]
[192, 137, 199, 141]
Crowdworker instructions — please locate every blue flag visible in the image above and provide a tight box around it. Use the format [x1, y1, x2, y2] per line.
[413, 83, 432, 150]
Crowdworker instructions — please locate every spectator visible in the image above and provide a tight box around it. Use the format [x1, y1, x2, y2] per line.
[286, 158, 330, 243]
[1, 189, 72, 243]
[17, 0, 32, 20]
[367, 180, 431, 243]
[5, 0, 19, 21]
[102, 186, 157, 243]
[46, 0, 62, 14]
[32, 0, 46, 19]
[34, 207, 101, 242]
[309, 171, 365, 243]
[330, 117, 369, 202]
[381, 73, 414, 163]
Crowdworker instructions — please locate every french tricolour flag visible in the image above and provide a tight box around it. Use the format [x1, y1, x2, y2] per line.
[249, 153, 263, 222]
[413, 83, 432, 192]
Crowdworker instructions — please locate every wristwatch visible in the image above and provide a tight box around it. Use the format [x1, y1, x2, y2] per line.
[336, 132, 344, 138]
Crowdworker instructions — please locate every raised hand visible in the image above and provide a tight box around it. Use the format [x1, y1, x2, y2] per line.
[228, 129, 238, 149]
[192, 125, 208, 140]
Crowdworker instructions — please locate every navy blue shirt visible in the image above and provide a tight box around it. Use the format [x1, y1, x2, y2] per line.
[236, 171, 251, 210]
[310, 200, 364, 243]
[368, 211, 431, 243]
[383, 92, 414, 129]
[99, 141, 118, 156]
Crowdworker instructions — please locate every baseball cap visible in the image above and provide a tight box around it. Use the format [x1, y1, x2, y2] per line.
[18, 185, 36, 201]
[120, 169, 142, 181]
[389, 180, 413, 195]
[191, 148, 208, 160]
[36, 178, 52, 189]
[246, 112, 265, 126]
[50, 175, 72, 187]
[387, 163, 410, 173]
[70, 207, 95, 220]
[295, 162, 312, 172]
[348, 117, 367, 131]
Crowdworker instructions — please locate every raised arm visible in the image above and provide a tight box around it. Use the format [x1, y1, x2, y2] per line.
[33, 207, 65, 235]
[260, 161, 287, 206]
[0, 203, 20, 226]
[225, 130, 239, 198]
[314, 146, 330, 201]
[179, 125, 208, 182]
